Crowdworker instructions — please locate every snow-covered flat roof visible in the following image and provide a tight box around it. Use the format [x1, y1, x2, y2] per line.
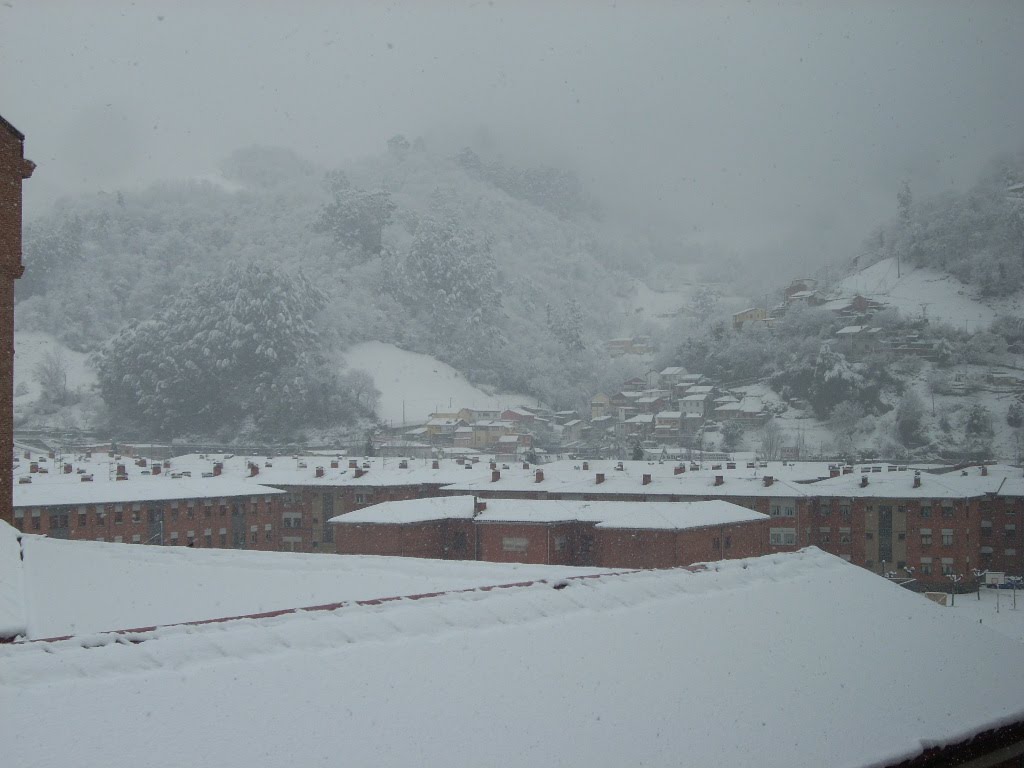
[12, 476, 285, 508]
[0, 521, 609, 640]
[3, 549, 1023, 768]
[332, 496, 766, 529]
[808, 470, 1000, 498]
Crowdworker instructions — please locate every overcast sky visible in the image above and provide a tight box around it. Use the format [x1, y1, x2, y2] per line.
[2, 1, 1022, 266]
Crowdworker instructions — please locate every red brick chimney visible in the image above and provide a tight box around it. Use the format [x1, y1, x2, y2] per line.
[535, 469, 544, 483]
[315, 466, 325, 478]
[474, 498, 487, 514]
[829, 467, 840, 478]
[714, 475, 724, 486]
[330, 460, 339, 469]
[674, 465, 685, 475]
[432, 460, 440, 469]
[523, 462, 530, 469]
[151, 464, 161, 476]
[642, 473, 652, 486]
[762, 475, 774, 487]
[490, 461, 497, 470]
[596, 473, 605, 484]
[213, 463, 222, 477]
[29, 462, 37, 473]
[63, 463, 72, 474]
[399, 460, 409, 469]
[354, 468, 365, 478]
[981, 465, 989, 476]
[860, 475, 869, 487]
[913, 473, 921, 488]
[491, 469, 501, 482]
[116, 463, 126, 476]
[249, 463, 259, 477]
[582, 461, 589, 471]
[349, 459, 358, 469]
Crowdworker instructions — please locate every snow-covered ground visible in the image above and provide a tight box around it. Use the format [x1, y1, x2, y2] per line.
[833, 257, 1013, 331]
[13, 331, 95, 407]
[938, 585, 1024, 644]
[2, 521, 609, 639]
[341, 341, 537, 425]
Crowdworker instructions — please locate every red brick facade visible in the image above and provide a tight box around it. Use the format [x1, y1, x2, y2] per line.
[0, 115, 33, 529]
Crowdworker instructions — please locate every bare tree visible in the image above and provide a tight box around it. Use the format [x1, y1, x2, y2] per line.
[34, 349, 71, 407]
[343, 369, 380, 413]
[759, 418, 783, 461]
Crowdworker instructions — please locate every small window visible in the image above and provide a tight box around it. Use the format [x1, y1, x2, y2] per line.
[502, 537, 529, 553]
[942, 530, 954, 546]
[919, 505, 932, 518]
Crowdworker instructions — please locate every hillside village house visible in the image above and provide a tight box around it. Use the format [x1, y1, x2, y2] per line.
[732, 306, 768, 330]
[0, 114, 32, 526]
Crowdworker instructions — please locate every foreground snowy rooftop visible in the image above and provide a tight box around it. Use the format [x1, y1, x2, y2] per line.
[1, 548, 1021, 768]
[333, 495, 766, 529]
[0, 521, 609, 640]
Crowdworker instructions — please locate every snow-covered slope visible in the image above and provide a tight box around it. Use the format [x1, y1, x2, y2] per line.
[13, 331, 95, 405]
[341, 341, 536, 425]
[834, 256, 1018, 330]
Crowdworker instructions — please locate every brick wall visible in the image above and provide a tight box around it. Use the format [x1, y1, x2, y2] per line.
[0, 117, 33, 530]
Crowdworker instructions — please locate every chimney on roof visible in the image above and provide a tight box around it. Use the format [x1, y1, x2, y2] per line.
[535, 469, 544, 483]
[860, 475, 869, 488]
[762, 475, 774, 487]
[491, 469, 501, 482]
[842, 465, 853, 475]
[432, 460, 440, 469]
[714, 475, 724, 486]
[474, 497, 487, 514]
[330, 460, 339, 469]
[213, 463, 222, 477]
[596, 473, 605, 485]
[913, 471, 921, 488]
[726, 462, 736, 470]
[642, 473, 652, 486]
[315, 466, 325, 478]
[354, 468, 365, 478]
[80, 475, 93, 482]
[399, 460, 409, 469]
[829, 466, 839, 478]
[249, 463, 259, 477]
[115, 475, 127, 481]
[582, 461, 589, 471]
[151, 464, 161, 476]
[981, 465, 988, 476]
[674, 465, 685, 475]
[116, 463, 126, 476]
[63, 463, 72, 474]
[29, 462, 38, 473]
[137, 458, 147, 467]
[349, 459, 358, 469]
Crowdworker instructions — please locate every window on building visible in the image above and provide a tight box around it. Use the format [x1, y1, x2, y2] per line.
[131, 534, 141, 543]
[114, 508, 123, 524]
[205, 534, 213, 547]
[920, 558, 932, 574]
[769, 528, 796, 546]
[502, 537, 529, 553]
[921, 529, 932, 546]
[942, 505, 954, 519]
[1006, 524, 1017, 539]
[283, 512, 302, 529]
[724, 536, 731, 549]
[1006, 549, 1018, 557]
[839, 505, 851, 522]
[114, 536, 123, 543]
[865, 532, 874, 540]
[77, 511, 87, 528]
[131, 510, 141, 523]
[579, 535, 594, 555]
[941, 558, 955, 575]
[553, 535, 568, 552]
[13, 509, 24, 531]
[942, 529, 954, 546]
[839, 528, 851, 544]
[919, 505, 932, 518]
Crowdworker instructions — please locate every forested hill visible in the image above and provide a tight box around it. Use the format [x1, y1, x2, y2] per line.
[16, 141, 669, 436]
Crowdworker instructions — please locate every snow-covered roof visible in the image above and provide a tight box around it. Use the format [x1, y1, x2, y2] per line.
[659, 366, 685, 376]
[4, 549, 1023, 768]
[12, 477, 285, 508]
[681, 393, 708, 402]
[625, 414, 654, 424]
[808, 469, 999, 499]
[2, 527, 608, 640]
[655, 411, 682, 419]
[333, 496, 765, 529]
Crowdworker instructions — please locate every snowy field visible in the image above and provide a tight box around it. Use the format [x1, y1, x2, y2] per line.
[2, 523, 609, 639]
[939, 584, 1024, 644]
[341, 341, 536, 425]
[833, 257, 1015, 331]
[12, 331, 95, 405]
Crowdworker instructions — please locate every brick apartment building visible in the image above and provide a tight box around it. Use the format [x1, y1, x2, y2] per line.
[332, 495, 770, 569]
[0, 114, 33, 528]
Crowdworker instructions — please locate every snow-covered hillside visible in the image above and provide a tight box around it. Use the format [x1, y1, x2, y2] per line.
[341, 341, 537, 426]
[833, 256, 1018, 331]
[13, 331, 95, 403]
